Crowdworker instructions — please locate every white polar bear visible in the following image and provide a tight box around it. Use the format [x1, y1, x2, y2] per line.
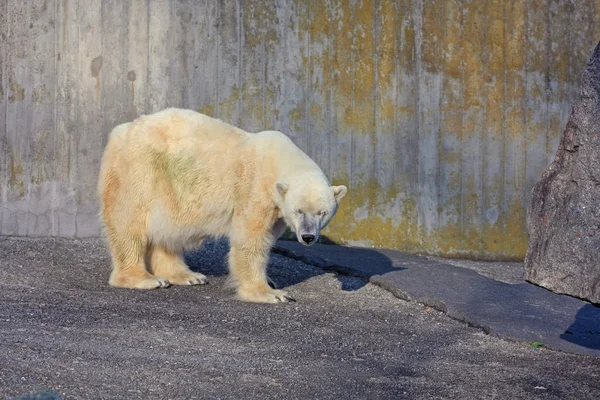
[97, 108, 347, 303]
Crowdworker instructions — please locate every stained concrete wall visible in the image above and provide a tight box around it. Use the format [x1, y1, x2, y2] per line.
[1, 0, 599, 260]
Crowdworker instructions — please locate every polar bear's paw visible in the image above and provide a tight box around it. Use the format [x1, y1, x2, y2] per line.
[237, 288, 295, 304]
[110, 275, 171, 290]
[168, 272, 209, 286]
[136, 277, 171, 289]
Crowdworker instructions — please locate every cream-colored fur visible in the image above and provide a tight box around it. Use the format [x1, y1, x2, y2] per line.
[97, 108, 347, 303]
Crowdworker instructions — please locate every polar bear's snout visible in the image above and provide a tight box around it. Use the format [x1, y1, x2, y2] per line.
[297, 214, 320, 246]
[300, 234, 315, 245]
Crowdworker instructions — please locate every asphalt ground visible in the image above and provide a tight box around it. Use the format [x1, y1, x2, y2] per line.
[274, 241, 600, 357]
[1, 237, 599, 399]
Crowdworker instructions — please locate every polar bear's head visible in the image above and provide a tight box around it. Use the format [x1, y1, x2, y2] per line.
[276, 180, 347, 246]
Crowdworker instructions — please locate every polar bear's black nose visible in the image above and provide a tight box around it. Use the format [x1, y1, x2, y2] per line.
[301, 234, 315, 244]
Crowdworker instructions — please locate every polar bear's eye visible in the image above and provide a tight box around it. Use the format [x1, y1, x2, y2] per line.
[296, 209, 303, 214]
[318, 211, 327, 217]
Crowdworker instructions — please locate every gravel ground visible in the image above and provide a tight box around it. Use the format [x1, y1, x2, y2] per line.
[0, 237, 599, 400]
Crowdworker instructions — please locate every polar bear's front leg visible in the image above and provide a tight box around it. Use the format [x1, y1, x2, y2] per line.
[227, 214, 294, 303]
[228, 243, 293, 303]
[148, 245, 208, 286]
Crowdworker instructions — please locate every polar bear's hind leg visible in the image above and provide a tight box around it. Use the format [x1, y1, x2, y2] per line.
[148, 245, 208, 286]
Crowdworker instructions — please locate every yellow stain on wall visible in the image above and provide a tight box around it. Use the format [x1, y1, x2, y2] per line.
[198, 87, 239, 122]
[9, 155, 25, 198]
[323, 180, 528, 261]
[324, 180, 420, 252]
[8, 82, 25, 103]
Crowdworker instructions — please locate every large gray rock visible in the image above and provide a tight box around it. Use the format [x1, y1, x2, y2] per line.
[525, 41, 600, 304]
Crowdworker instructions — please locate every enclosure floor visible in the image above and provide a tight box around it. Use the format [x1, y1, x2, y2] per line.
[0, 237, 598, 399]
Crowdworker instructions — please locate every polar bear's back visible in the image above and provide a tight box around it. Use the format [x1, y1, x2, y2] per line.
[102, 108, 254, 199]
[100, 108, 250, 188]
[113, 108, 248, 151]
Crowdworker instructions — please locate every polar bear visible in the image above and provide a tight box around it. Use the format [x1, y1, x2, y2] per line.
[97, 108, 347, 303]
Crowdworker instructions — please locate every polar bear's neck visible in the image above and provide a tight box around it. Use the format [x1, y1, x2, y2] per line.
[249, 130, 330, 186]
[276, 149, 326, 182]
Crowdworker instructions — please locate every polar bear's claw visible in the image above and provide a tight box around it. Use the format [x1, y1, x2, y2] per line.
[187, 275, 208, 285]
[237, 288, 295, 304]
[134, 277, 170, 289]
[279, 295, 296, 303]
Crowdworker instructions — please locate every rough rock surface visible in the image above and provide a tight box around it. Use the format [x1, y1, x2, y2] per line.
[525, 41, 600, 304]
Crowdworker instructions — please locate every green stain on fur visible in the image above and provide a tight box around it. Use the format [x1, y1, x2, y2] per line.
[151, 151, 201, 194]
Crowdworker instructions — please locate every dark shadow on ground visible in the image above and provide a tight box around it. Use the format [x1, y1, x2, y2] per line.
[183, 238, 231, 276]
[183, 236, 400, 292]
[273, 235, 403, 291]
[560, 303, 600, 350]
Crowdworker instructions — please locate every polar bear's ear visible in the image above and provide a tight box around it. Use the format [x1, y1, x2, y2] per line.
[276, 182, 290, 198]
[332, 185, 348, 202]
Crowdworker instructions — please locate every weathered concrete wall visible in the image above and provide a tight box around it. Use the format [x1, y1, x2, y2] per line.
[1, 0, 599, 260]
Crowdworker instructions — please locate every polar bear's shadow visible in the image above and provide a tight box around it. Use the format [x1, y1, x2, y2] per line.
[183, 238, 376, 292]
[183, 239, 232, 277]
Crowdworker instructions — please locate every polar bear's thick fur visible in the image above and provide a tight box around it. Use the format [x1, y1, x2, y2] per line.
[97, 108, 347, 303]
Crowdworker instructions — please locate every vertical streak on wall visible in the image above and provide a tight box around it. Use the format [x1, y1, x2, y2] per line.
[595, 0, 600, 40]
[461, 1, 485, 254]
[395, 0, 419, 250]
[101, 0, 128, 148]
[126, 0, 149, 119]
[76, 0, 102, 237]
[0, 0, 4, 231]
[300, 0, 309, 155]
[201, 0, 219, 117]
[306, 0, 330, 178]
[482, 0, 505, 256]
[417, 0, 442, 239]
[524, 0, 549, 210]
[565, 2, 576, 105]
[181, 0, 218, 114]
[4, 0, 32, 236]
[236, 0, 243, 126]
[438, 0, 464, 253]
[268, 0, 284, 133]
[375, 0, 398, 202]
[215, 0, 240, 126]
[262, 2, 280, 133]
[28, 0, 57, 236]
[325, 0, 335, 182]
[174, 0, 193, 109]
[239, 2, 264, 132]
[55, 0, 79, 237]
[0, 0, 7, 233]
[327, 0, 355, 241]
[147, 0, 172, 113]
[503, 0, 528, 255]
[167, 0, 187, 109]
[350, 0, 376, 246]
[22, 1, 37, 236]
[276, 0, 306, 146]
[329, 0, 352, 188]
[547, 2, 571, 164]
[302, 2, 313, 158]
[569, 1, 595, 118]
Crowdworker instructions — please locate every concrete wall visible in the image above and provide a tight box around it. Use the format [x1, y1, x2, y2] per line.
[1, 0, 599, 260]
